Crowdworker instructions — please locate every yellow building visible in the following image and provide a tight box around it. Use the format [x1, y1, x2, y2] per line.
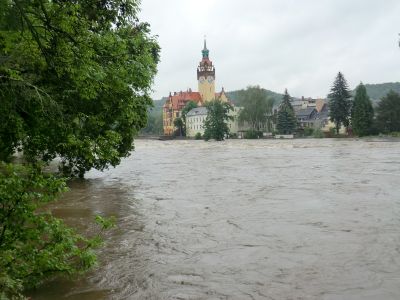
[197, 39, 216, 102]
[163, 40, 228, 136]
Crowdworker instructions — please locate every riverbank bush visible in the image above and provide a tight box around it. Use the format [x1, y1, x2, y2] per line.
[390, 132, 400, 137]
[229, 133, 238, 139]
[313, 128, 324, 138]
[0, 163, 114, 299]
[244, 130, 262, 139]
[303, 127, 314, 137]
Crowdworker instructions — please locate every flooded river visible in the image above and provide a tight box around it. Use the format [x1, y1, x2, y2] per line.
[31, 139, 400, 300]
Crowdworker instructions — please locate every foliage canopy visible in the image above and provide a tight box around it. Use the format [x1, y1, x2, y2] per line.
[0, 163, 115, 299]
[203, 100, 233, 141]
[0, 0, 157, 297]
[237, 86, 274, 131]
[0, 0, 160, 177]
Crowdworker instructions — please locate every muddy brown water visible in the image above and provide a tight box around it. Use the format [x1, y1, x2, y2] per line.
[30, 139, 400, 300]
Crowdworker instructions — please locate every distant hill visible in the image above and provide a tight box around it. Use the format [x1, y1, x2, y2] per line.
[360, 82, 400, 103]
[152, 97, 167, 109]
[148, 97, 167, 116]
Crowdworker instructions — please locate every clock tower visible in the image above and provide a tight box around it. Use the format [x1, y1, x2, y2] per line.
[197, 39, 215, 102]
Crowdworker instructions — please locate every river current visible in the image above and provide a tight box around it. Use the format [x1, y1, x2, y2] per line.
[32, 139, 400, 300]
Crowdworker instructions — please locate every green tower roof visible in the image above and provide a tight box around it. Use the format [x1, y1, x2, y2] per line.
[202, 39, 209, 58]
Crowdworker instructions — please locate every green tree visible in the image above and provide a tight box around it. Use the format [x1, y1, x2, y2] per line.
[237, 86, 274, 131]
[328, 72, 352, 134]
[0, 0, 157, 297]
[351, 83, 374, 136]
[276, 89, 297, 134]
[203, 100, 233, 141]
[173, 117, 184, 136]
[0, 163, 115, 299]
[375, 90, 400, 133]
[181, 101, 198, 136]
[0, 0, 160, 177]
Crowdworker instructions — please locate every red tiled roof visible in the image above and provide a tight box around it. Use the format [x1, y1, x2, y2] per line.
[164, 91, 203, 111]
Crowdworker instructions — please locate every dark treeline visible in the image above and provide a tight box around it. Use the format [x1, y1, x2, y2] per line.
[329, 72, 400, 136]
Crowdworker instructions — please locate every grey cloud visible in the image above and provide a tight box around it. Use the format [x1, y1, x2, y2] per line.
[140, 0, 400, 99]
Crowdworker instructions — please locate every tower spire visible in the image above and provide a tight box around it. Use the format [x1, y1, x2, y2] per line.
[202, 35, 209, 58]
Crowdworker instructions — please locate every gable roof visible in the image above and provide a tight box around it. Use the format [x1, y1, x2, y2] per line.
[296, 107, 317, 118]
[186, 106, 208, 117]
[164, 91, 203, 111]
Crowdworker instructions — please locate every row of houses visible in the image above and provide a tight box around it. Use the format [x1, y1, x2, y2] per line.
[290, 97, 345, 134]
[185, 97, 342, 138]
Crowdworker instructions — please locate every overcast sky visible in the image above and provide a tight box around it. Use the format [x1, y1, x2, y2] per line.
[139, 0, 400, 99]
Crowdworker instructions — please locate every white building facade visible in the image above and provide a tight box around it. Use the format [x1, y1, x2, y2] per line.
[186, 107, 208, 137]
[186, 105, 261, 138]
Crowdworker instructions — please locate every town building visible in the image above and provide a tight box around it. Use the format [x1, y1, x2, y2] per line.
[186, 107, 207, 137]
[291, 97, 331, 130]
[296, 107, 318, 128]
[163, 40, 229, 136]
[291, 97, 346, 133]
[186, 105, 253, 138]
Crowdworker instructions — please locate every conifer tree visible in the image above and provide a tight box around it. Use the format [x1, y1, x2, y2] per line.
[351, 83, 374, 136]
[328, 72, 352, 134]
[276, 89, 297, 134]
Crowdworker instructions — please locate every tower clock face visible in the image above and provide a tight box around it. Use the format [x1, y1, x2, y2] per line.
[207, 76, 214, 83]
[199, 76, 205, 83]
